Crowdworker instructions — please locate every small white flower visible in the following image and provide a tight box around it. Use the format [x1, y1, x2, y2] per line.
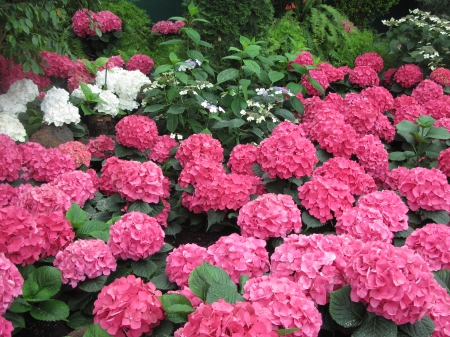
[247, 116, 255, 121]
[177, 134, 183, 140]
[170, 133, 176, 139]
[201, 101, 208, 108]
[240, 110, 247, 115]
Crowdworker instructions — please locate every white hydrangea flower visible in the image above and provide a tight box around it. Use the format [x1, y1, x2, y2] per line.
[0, 115, 27, 142]
[0, 95, 27, 117]
[71, 84, 102, 101]
[96, 90, 120, 117]
[41, 87, 80, 127]
[8, 79, 39, 104]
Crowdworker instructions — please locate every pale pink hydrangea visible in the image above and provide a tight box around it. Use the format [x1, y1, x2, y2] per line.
[345, 240, 442, 325]
[175, 133, 224, 167]
[354, 52, 384, 72]
[411, 79, 444, 104]
[405, 223, 450, 271]
[87, 135, 115, 159]
[50, 170, 97, 207]
[349, 66, 380, 87]
[17, 184, 72, 214]
[237, 193, 302, 240]
[243, 276, 322, 337]
[423, 95, 450, 120]
[174, 299, 278, 337]
[290, 50, 314, 68]
[354, 135, 389, 186]
[205, 233, 269, 283]
[301, 70, 329, 96]
[148, 135, 178, 163]
[257, 132, 317, 179]
[166, 243, 208, 287]
[298, 177, 355, 223]
[167, 286, 202, 309]
[58, 141, 91, 168]
[227, 144, 259, 175]
[126, 54, 154, 75]
[93, 275, 164, 337]
[394, 64, 423, 88]
[108, 212, 165, 261]
[0, 141, 21, 182]
[360, 86, 394, 113]
[430, 67, 450, 86]
[115, 115, 158, 152]
[0, 184, 18, 207]
[382, 67, 397, 86]
[0, 206, 43, 265]
[0, 316, 13, 337]
[0, 252, 24, 314]
[317, 62, 345, 83]
[438, 147, 450, 176]
[53, 239, 117, 288]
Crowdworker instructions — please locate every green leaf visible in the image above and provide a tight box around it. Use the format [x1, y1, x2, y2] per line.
[8, 297, 32, 313]
[160, 294, 194, 324]
[396, 120, 420, 134]
[316, 147, 332, 163]
[83, 323, 113, 337]
[274, 108, 295, 122]
[66, 203, 86, 229]
[352, 312, 397, 337]
[243, 59, 261, 76]
[207, 209, 226, 231]
[278, 328, 301, 335]
[183, 28, 201, 44]
[206, 283, 244, 304]
[229, 119, 245, 130]
[217, 68, 239, 84]
[252, 163, 264, 178]
[66, 311, 93, 330]
[151, 272, 176, 290]
[410, 132, 429, 144]
[114, 143, 135, 158]
[239, 274, 250, 295]
[167, 105, 186, 115]
[394, 226, 414, 238]
[302, 210, 325, 228]
[426, 127, 450, 139]
[78, 276, 107, 293]
[175, 71, 189, 85]
[131, 259, 158, 279]
[144, 104, 166, 113]
[167, 114, 179, 133]
[289, 96, 303, 114]
[4, 312, 25, 331]
[399, 316, 435, 337]
[211, 120, 230, 129]
[151, 320, 175, 337]
[286, 82, 303, 95]
[433, 269, 450, 294]
[308, 76, 325, 95]
[96, 194, 125, 213]
[30, 299, 70, 322]
[422, 210, 450, 224]
[244, 45, 261, 58]
[389, 151, 407, 161]
[23, 266, 62, 302]
[268, 71, 284, 84]
[77, 220, 109, 236]
[329, 285, 366, 328]
[126, 200, 151, 214]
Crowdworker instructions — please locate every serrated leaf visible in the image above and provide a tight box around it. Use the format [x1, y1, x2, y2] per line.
[159, 243, 174, 253]
[274, 108, 295, 122]
[433, 269, 450, 294]
[422, 210, 450, 224]
[66, 311, 93, 330]
[66, 203, 86, 229]
[352, 312, 397, 337]
[206, 284, 244, 304]
[144, 104, 165, 113]
[30, 299, 70, 321]
[289, 96, 303, 114]
[396, 120, 420, 134]
[228, 119, 245, 130]
[399, 316, 435, 337]
[394, 226, 414, 238]
[131, 259, 158, 279]
[4, 312, 25, 330]
[83, 323, 113, 337]
[114, 143, 135, 157]
[127, 200, 152, 214]
[243, 59, 260, 76]
[78, 276, 107, 292]
[389, 151, 407, 161]
[8, 297, 32, 313]
[96, 194, 125, 212]
[167, 105, 186, 115]
[268, 71, 284, 84]
[160, 294, 194, 323]
[23, 266, 62, 302]
[316, 147, 332, 163]
[151, 272, 176, 290]
[77, 220, 109, 235]
[329, 285, 366, 328]
[207, 209, 226, 231]
[278, 328, 301, 335]
[217, 68, 239, 84]
[252, 163, 264, 178]
[302, 210, 325, 228]
[164, 222, 182, 236]
[426, 127, 450, 139]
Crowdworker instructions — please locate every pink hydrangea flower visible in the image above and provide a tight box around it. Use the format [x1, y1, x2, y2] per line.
[50, 170, 97, 207]
[257, 132, 317, 179]
[59, 141, 91, 168]
[423, 95, 450, 120]
[411, 79, 444, 104]
[0, 184, 18, 208]
[243, 276, 322, 337]
[394, 64, 423, 88]
[0, 206, 43, 265]
[126, 54, 154, 75]
[168, 286, 202, 309]
[95, 10, 122, 33]
[0, 142, 21, 182]
[72, 8, 94, 38]
[148, 135, 178, 163]
[175, 133, 224, 167]
[93, 275, 164, 337]
[354, 135, 389, 186]
[151, 20, 185, 34]
[430, 67, 450, 86]
[345, 240, 442, 325]
[108, 212, 165, 261]
[435, 117, 450, 132]
[0, 252, 24, 314]
[17, 184, 72, 214]
[115, 115, 158, 152]
[174, 299, 278, 337]
[166, 243, 208, 287]
[40, 51, 75, 79]
[237, 193, 302, 240]
[0, 316, 13, 337]
[438, 147, 450, 176]
[430, 288, 450, 337]
[67, 60, 95, 92]
[154, 199, 170, 228]
[290, 50, 314, 68]
[53, 239, 117, 288]
[360, 86, 394, 113]
[227, 144, 260, 175]
[87, 135, 115, 159]
[382, 67, 397, 85]
[178, 158, 225, 188]
[272, 121, 306, 138]
[349, 66, 380, 87]
[99, 55, 124, 71]
[205, 233, 269, 283]
[301, 69, 329, 96]
[317, 62, 345, 83]
[392, 95, 426, 125]
[354, 52, 384, 72]
[298, 177, 355, 223]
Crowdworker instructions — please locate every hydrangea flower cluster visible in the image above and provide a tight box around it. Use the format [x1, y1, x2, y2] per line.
[50, 171, 97, 207]
[0, 140, 22, 182]
[393, 64, 423, 88]
[174, 299, 278, 337]
[108, 212, 165, 261]
[423, 95, 450, 120]
[317, 62, 345, 83]
[166, 243, 208, 287]
[0, 114, 27, 142]
[148, 135, 178, 163]
[41, 87, 80, 126]
[205, 233, 269, 283]
[354, 135, 389, 186]
[243, 276, 322, 337]
[301, 70, 329, 96]
[382, 67, 397, 85]
[72, 8, 122, 37]
[438, 147, 450, 176]
[126, 54, 154, 75]
[290, 50, 314, 68]
[40, 51, 75, 79]
[354, 52, 384, 72]
[87, 135, 115, 159]
[93, 275, 164, 337]
[115, 115, 159, 152]
[349, 66, 380, 87]
[237, 193, 302, 240]
[0, 184, 18, 207]
[17, 184, 72, 214]
[391, 95, 426, 125]
[71, 84, 120, 117]
[360, 86, 394, 113]
[430, 67, 450, 86]
[53, 239, 117, 288]
[175, 133, 224, 167]
[227, 144, 259, 175]
[0, 78, 38, 117]
[151, 20, 185, 34]
[411, 79, 443, 105]
[58, 141, 91, 168]
[0, 252, 24, 314]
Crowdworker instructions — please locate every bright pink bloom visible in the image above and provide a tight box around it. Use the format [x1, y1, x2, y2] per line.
[115, 115, 158, 152]
[392, 95, 426, 125]
[59, 141, 91, 168]
[72, 9, 95, 38]
[99, 55, 124, 71]
[435, 118, 450, 132]
[95, 10, 122, 33]
[148, 135, 178, 163]
[394, 64, 423, 88]
[67, 60, 95, 92]
[154, 199, 170, 228]
[40, 51, 75, 79]
[17, 184, 72, 214]
[151, 20, 185, 34]
[0, 316, 13, 337]
[423, 95, 450, 120]
[290, 50, 314, 68]
[0, 252, 24, 314]
[227, 144, 259, 175]
[272, 121, 306, 138]
[438, 147, 450, 176]
[93, 275, 164, 337]
[0, 206, 43, 265]
[412, 79, 444, 104]
[0, 141, 21, 182]
[166, 243, 208, 287]
[355, 52, 384, 72]
[178, 158, 225, 188]
[175, 133, 224, 167]
[108, 212, 165, 261]
[360, 86, 394, 113]
[50, 170, 97, 207]
[430, 288, 450, 337]
[430, 67, 450, 86]
[243, 276, 322, 337]
[126, 54, 154, 75]
[0, 184, 18, 208]
[53, 239, 117, 288]
[87, 135, 115, 159]
[206, 233, 269, 283]
[354, 135, 389, 186]
[301, 69, 329, 96]
[317, 62, 345, 82]
[349, 66, 380, 87]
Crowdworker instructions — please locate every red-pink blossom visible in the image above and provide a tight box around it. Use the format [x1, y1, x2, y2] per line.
[438, 147, 450, 176]
[0, 252, 24, 314]
[72, 9, 95, 38]
[412, 79, 444, 104]
[98, 55, 124, 71]
[205, 233, 269, 283]
[0, 316, 13, 337]
[175, 133, 224, 167]
[435, 118, 450, 132]
[430, 67, 450, 86]
[406, 223, 450, 271]
[40, 51, 75, 79]
[243, 276, 322, 337]
[394, 64, 423, 88]
[0, 184, 18, 208]
[338, 65, 352, 75]
[382, 67, 397, 86]
[430, 288, 450, 337]
[93, 275, 164, 337]
[0, 142, 21, 182]
[301, 69, 329, 96]
[178, 158, 225, 188]
[227, 144, 259, 175]
[115, 115, 158, 152]
[108, 212, 165, 261]
[392, 95, 426, 125]
[272, 120, 306, 138]
[148, 135, 178, 163]
[151, 20, 185, 34]
[0, 206, 43, 265]
[50, 170, 97, 207]
[360, 86, 394, 113]
[67, 60, 95, 92]
[87, 135, 115, 159]
[324, 92, 344, 110]
[290, 50, 314, 68]
[349, 66, 380, 87]
[53, 239, 117, 288]
[95, 10, 122, 33]
[354, 52, 384, 72]
[17, 184, 72, 214]
[166, 243, 208, 287]
[354, 135, 389, 186]
[126, 54, 154, 75]
[58, 141, 91, 168]
[174, 299, 278, 337]
[317, 62, 345, 82]
[72, 9, 122, 37]
[423, 95, 450, 120]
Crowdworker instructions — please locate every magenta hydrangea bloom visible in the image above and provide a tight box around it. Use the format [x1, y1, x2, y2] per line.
[148, 135, 178, 163]
[175, 133, 224, 167]
[394, 64, 423, 88]
[87, 135, 115, 159]
[0, 184, 18, 208]
[272, 121, 306, 138]
[205, 233, 269, 283]
[317, 62, 345, 83]
[301, 69, 329, 96]
[108, 212, 165, 261]
[345, 240, 442, 325]
[166, 243, 208, 287]
[151, 20, 185, 34]
[430, 288, 450, 337]
[58, 141, 91, 168]
[99, 55, 124, 71]
[0, 140, 21, 182]
[349, 66, 380, 87]
[430, 67, 450, 86]
[411, 79, 444, 105]
[382, 67, 397, 85]
[54, 239, 117, 288]
[423, 95, 450, 120]
[227, 144, 260, 175]
[392, 95, 426, 125]
[237, 193, 302, 240]
[360, 86, 394, 113]
[438, 147, 450, 176]
[405, 223, 450, 271]
[354, 52, 384, 72]
[174, 299, 278, 337]
[17, 184, 72, 214]
[50, 170, 97, 207]
[0, 252, 24, 315]
[354, 135, 389, 186]
[0, 206, 43, 265]
[126, 54, 154, 75]
[435, 117, 450, 133]
[178, 158, 225, 188]
[93, 275, 164, 337]
[243, 276, 322, 337]
[40, 51, 76, 79]
[290, 50, 314, 68]
[0, 316, 13, 337]
[115, 115, 158, 152]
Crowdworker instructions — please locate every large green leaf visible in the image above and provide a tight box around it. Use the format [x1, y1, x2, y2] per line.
[83, 323, 113, 337]
[329, 285, 366, 328]
[352, 312, 397, 337]
[78, 276, 107, 293]
[422, 210, 450, 224]
[22, 266, 62, 302]
[433, 269, 450, 294]
[160, 294, 194, 324]
[217, 68, 239, 84]
[66, 203, 86, 229]
[302, 210, 325, 228]
[396, 120, 420, 134]
[67, 311, 93, 330]
[30, 299, 70, 322]
[426, 127, 450, 139]
[207, 209, 226, 231]
[399, 317, 435, 337]
[243, 59, 261, 77]
[131, 259, 158, 279]
[268, 71, 284, 84]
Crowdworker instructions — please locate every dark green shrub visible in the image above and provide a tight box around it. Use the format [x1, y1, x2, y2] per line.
[416, 0, 450, 17]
